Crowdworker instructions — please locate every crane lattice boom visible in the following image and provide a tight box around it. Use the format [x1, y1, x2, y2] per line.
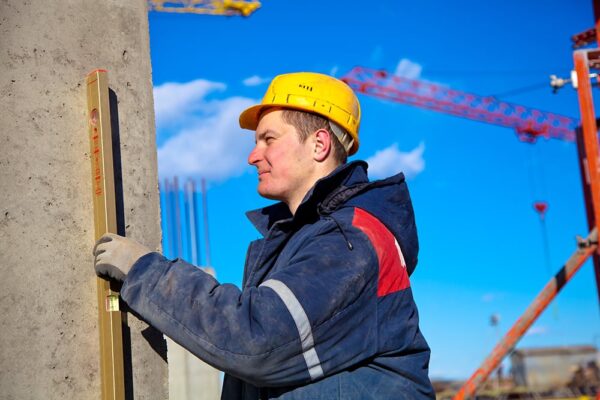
[341, 66, 578, 143]
[149, 0, 261, 17]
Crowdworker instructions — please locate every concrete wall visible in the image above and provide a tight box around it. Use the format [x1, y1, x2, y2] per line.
[0, 1, 168, 398]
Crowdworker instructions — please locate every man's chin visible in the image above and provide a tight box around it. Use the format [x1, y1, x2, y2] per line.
[257, 187, 282, 201]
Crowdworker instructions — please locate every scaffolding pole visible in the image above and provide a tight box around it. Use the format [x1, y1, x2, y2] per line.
[574, 48, 600, 307]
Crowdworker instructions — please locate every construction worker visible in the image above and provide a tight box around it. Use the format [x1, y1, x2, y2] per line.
[94, 72, 435, 399]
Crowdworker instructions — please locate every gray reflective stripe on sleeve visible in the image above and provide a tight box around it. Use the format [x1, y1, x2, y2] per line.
[260, 279, 324, 380]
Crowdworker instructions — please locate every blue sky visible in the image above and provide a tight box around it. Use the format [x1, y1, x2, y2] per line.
[148, 1, 598, 380]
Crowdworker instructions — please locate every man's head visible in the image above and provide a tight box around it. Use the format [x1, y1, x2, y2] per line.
[240, 72, 362, 213]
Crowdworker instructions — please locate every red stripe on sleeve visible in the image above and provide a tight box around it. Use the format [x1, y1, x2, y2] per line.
[352, 207, 410, 297]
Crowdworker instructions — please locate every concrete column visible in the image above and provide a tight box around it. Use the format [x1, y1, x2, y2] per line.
[0, 1, 168, 398]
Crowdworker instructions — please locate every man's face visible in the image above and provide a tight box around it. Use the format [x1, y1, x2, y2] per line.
[247, 109, 316, 206]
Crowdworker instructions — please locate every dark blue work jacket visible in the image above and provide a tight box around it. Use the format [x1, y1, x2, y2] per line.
[121, 161, 435, 399]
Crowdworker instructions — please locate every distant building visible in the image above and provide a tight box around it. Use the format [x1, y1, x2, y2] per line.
[510, 345, 598, 390]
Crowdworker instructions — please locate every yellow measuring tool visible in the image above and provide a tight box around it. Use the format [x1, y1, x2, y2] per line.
[86, 69, 126, 400]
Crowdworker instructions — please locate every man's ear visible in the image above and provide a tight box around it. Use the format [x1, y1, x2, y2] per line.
[313, 128, 332, 162]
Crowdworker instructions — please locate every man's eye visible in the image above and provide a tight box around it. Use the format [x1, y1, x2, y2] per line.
[265, 137, 274, 143]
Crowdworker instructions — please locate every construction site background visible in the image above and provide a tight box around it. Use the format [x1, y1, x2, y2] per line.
[434, 345, 599, 399]
[2, 1, 600, 399]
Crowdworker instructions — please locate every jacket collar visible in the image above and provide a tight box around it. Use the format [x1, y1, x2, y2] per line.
[246, 161, 369, 236]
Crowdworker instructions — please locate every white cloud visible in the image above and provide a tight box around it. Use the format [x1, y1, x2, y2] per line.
[482, 292, 506, 303]
[394, 58, 423, 80]
[157, 96, 256, 182]
[329, 65, 339, 77]
[525, 326, 548, 336]
[153, 79, 226, 128]
[369, 45, 384, 65]
[153, 78, 257, 182]
[365, 142, 425, 180]
[242, 75, 271, 86]
[482, 293, 496, 303]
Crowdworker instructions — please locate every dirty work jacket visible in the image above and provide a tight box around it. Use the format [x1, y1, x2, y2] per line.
[121, 161, 435, 399]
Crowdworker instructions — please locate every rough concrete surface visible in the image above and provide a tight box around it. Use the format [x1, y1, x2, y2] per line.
[0, 0, 167, 398]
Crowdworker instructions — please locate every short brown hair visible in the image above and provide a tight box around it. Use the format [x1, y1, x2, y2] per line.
[281, 109, 348, 165]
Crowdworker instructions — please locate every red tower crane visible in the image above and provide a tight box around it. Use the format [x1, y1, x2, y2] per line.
[340, 66, 578, 143]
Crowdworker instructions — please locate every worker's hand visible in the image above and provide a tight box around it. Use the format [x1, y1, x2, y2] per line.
[93, 233, 152, 282]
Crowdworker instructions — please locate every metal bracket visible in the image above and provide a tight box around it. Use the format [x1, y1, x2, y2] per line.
[572, 27, 597, 49]
[577, 234, 599, 249]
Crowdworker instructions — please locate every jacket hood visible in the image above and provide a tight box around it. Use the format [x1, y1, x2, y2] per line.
[246, 161, 419, 275]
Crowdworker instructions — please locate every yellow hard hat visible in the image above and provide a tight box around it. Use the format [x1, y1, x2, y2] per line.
[239, 72, 361, 155]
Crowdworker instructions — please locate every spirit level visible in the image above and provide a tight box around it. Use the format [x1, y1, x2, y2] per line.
[86, 69, 125, 400]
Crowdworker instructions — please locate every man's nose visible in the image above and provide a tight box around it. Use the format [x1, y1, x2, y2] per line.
[248, 144, 261, 166]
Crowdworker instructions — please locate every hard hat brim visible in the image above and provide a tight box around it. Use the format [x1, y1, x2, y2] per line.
[239, 104, 265, 131]
[239, 103, 321, 131]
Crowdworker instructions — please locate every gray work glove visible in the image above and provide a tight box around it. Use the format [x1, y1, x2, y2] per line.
[93, 233, 152, 282]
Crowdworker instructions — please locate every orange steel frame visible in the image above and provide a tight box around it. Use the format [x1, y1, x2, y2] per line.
[453, 4, 600, 398]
